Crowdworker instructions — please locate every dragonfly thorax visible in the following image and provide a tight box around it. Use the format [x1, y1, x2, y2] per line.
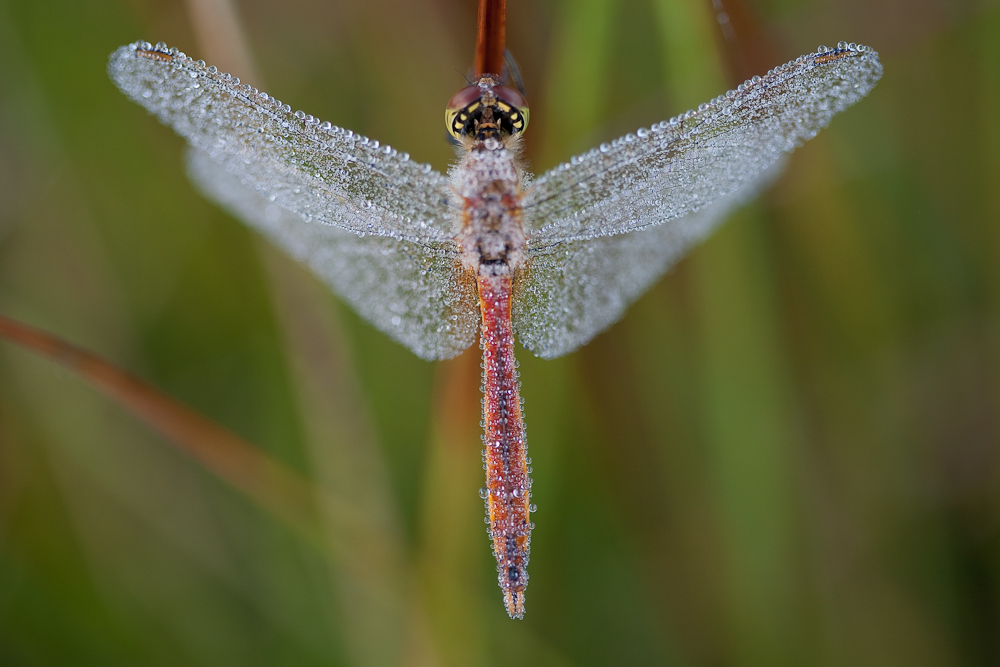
[446, 75, 529, 142]
[453, 145, 526, 277]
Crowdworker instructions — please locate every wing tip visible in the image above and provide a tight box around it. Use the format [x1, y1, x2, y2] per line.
[527, 40, 882, 197]
[108, 40, 182, 69]
[108, 39, 448, 191]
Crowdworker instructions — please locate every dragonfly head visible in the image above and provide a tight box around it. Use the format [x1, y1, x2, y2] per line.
[446, 75, 529, 143]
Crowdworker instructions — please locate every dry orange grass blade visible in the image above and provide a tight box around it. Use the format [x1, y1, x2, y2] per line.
[0, 312, 321, 540]
[702, 0, 777, 83]
[182, 0, 261, 86]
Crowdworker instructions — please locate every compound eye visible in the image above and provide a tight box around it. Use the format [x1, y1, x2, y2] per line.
[494, 85, 527, 111]
[494, 85, 530, 134]
[446, 85, 483, 112]
[445, 85, 484, 139]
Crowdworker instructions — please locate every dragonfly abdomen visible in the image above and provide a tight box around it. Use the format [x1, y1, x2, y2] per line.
[478, 271, 532, 620]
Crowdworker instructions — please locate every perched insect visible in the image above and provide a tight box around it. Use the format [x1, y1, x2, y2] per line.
[109, 32, 881, 618]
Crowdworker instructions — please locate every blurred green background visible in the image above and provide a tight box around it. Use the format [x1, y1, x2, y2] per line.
[2, 0, 999, 664]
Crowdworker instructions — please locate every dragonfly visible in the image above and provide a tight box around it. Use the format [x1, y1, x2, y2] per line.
[108, 12, 881, 618]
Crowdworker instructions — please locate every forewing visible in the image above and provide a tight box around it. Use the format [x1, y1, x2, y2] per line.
[109, 41, 455, 243]
[523, 43, 882, 244]
[513, 162, 781, 358]
[188, 150, 479, 361]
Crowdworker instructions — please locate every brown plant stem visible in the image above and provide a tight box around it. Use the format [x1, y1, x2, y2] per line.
[475, 0, 506, 76]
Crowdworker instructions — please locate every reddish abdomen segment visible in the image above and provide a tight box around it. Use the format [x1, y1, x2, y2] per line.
[478, 272, 531, 619]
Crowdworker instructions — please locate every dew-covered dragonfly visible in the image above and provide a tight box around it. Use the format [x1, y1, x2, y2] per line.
[109, 35, 881, 619]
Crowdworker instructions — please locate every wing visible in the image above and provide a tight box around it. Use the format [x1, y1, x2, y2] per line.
[522, 43, 882, 245]
[109, 41, 455, 243]
[187, 149, 479, 361]
[513, 161, 781, 358]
